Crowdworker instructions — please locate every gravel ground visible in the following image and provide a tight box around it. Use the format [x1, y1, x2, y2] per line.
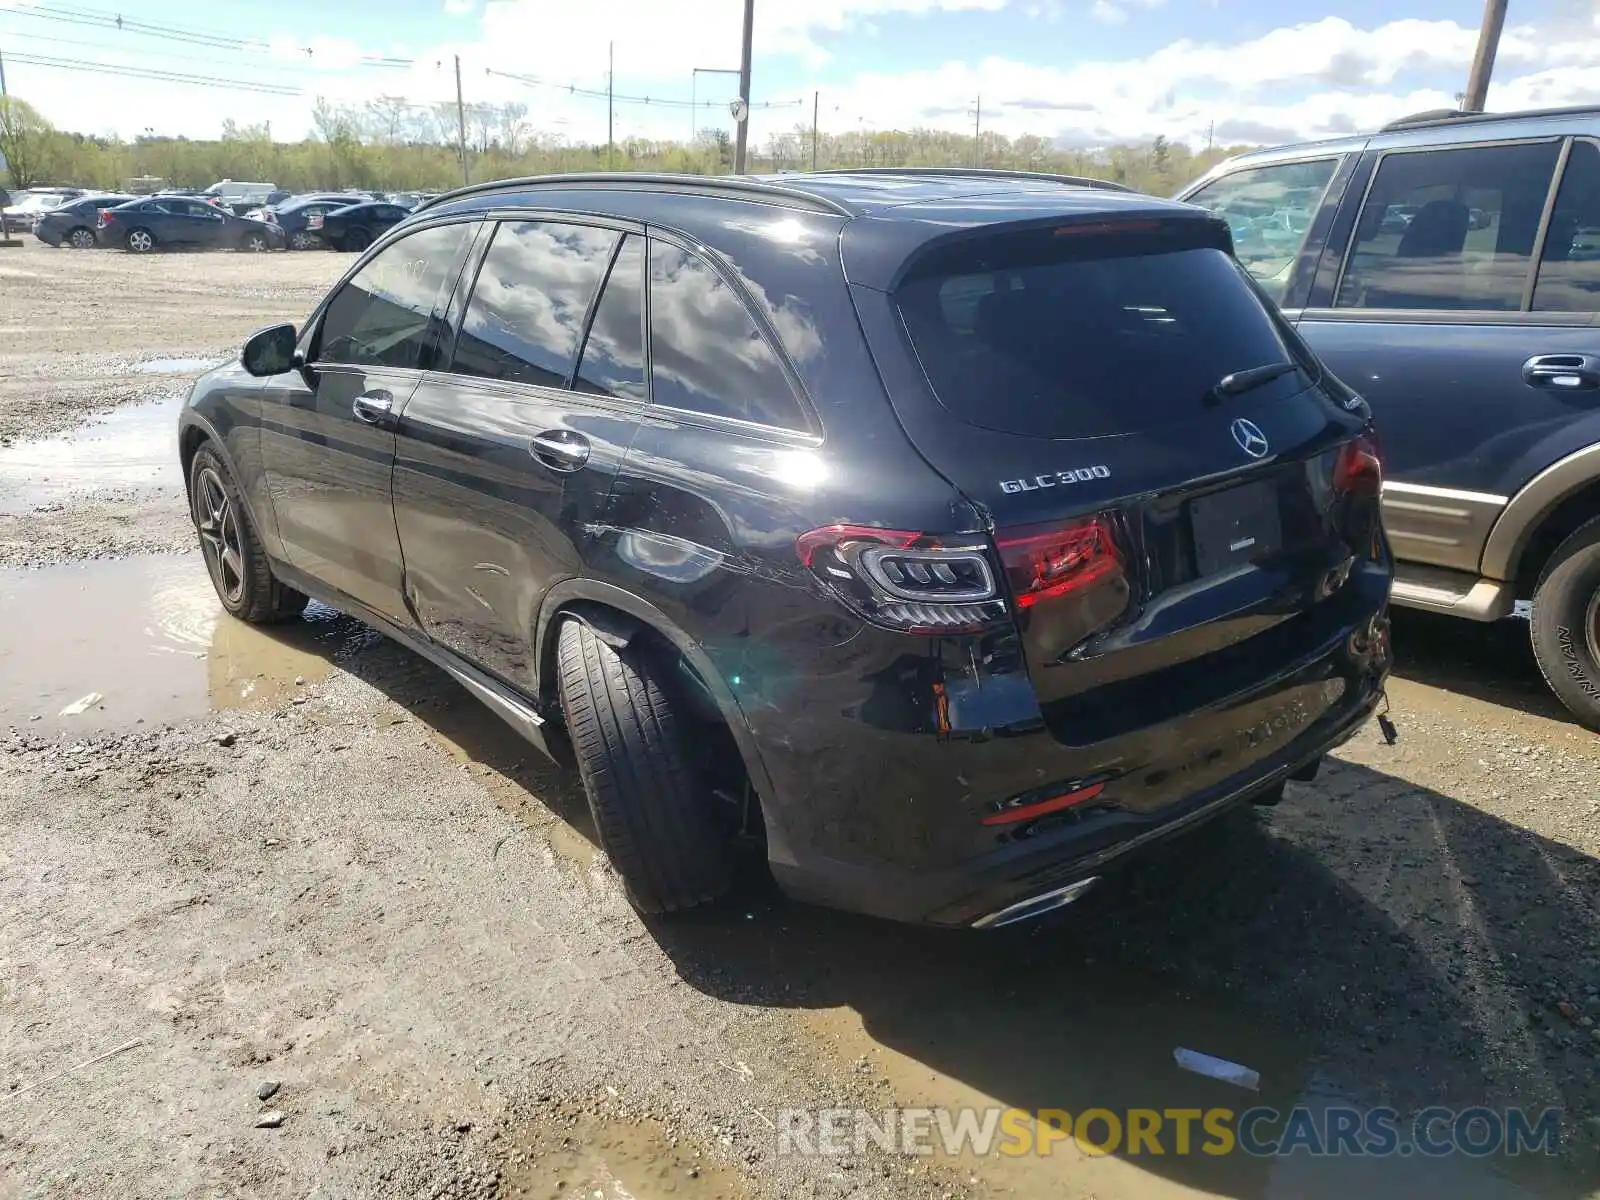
[2, 246, 1598, 1200]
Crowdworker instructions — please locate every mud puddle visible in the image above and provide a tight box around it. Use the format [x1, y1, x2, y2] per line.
[134, 356, 224, 375]
[498, 1110, 750, 1199]
[0, 394, 183, 513]
[0, 554, 370, 731]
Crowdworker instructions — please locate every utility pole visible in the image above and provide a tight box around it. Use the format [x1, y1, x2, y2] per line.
[1463, 0, 1508, 112]
[811, 91, 819, 172]
[0, 46, 8, 98]
[607, 41, 614, 170]
[973, 96, 981, 166]
[1205, 120, 1214, 152]
[454, 55, 469, 185]
[734, 0, 754, 174]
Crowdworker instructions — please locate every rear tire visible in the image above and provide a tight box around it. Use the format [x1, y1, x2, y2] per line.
[239, 231, 269, 253]
[556, 620, 732, 914]
[289, 230, 317, 251]
[344, 227, 373, 251]
[189, 444, 307, 625]
[1530, 516, 1600, 731]
[68, 227, 96, 249]
[125, 227, 155, 253]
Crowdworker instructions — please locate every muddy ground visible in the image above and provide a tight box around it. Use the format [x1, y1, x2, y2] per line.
[1, 239, 1598, 1200]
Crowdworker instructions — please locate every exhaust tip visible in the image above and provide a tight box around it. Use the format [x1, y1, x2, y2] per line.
[971, 877, 1100, 929]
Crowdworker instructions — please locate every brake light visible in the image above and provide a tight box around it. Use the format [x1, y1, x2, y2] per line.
[796, 525, 1006, 635]
[982, 781, 1106, 825]
[996, 515, 1122, 609]
[1333, 432, 1382, 497]
[98, 210, 114, 227]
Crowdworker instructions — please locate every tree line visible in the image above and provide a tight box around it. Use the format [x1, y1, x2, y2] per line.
[1, 93, 1241, 197]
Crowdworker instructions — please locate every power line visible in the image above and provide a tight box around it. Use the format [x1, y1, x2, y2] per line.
[485, 67, 801, 111]
[0, 3, 412, 66]
[3, 52, 303, 96]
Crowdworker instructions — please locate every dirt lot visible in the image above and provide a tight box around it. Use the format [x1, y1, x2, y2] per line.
[1, 239, 1598, 1200]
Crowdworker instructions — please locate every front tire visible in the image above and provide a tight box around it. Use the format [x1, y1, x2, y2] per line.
[125, 227, 155, 253]
[189, 445, 307, 624]
[68, 227, 96, 249]
[239, 231, 269, 253]
[1530, 516, 1600, 731]
[556, 621, 732, 914]
[289, 230, 317, 251]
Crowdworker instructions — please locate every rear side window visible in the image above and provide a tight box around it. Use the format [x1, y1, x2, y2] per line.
[452, 221, 617, 388]
[1336, 140, 1560, 311]
[648, 241, 805, 429]
[576, 234, 646, 402]
[896, 228, 1307, 439]
[1533, 139, 1600, 312]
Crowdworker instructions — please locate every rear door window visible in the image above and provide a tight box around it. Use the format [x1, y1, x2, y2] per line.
[1533, 139, 1600, 312]
[575, 234, 646, 402]
[895, 225, 1309, 439]
[451, 220, 617, 388]
[1335, 140, 1561, 311]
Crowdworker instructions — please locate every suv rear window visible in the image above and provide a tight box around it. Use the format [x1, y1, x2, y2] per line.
[895, 228, 1312, 440]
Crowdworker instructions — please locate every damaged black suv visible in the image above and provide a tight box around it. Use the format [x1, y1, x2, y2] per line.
[180, 168, 1392, 927]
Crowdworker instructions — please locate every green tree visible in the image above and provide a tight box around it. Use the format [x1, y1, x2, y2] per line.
[0, 97, 56, 188]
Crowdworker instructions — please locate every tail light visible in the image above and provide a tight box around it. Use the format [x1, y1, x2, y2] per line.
[308, 212, 323, 231]
[996, 515, 1123, 609]
[1333, 432, 1382, 497]
[796, 525, 1007, 635]
[98, 210, 114, 228]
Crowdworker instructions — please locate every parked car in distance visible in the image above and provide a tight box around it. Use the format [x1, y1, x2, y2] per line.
[181, 168, 1392, 927]
[309, 200, 412, 251]
[2, 187, 84, 231]
[1178, 104, 1600, 728]
[265, 195, 370, 250]
[97, 195, 286, 253]
[35, 193, 136, 247]
[386, 191, 440, 211]
[200, 180, 279, 214]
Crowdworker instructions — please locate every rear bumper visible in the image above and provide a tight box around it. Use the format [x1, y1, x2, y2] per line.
[770, 667, 1383, 926]
[758, 581, 1391, 926]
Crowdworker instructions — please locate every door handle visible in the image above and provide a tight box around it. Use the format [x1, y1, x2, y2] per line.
[351, 389, 394, 424]
[1523, 354, 1600, 390]
[530, 429, 590, 472]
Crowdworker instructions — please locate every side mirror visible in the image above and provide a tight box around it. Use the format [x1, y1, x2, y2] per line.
[240, 323, 299, 377]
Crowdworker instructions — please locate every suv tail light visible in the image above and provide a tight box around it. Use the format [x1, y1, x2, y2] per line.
[996, 515, 1122, 609]
[797, 525, 1007, 634]
[1333, 432, 1382, 497]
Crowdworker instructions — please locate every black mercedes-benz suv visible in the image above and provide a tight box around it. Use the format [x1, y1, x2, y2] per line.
[179, 168, 1393, 927]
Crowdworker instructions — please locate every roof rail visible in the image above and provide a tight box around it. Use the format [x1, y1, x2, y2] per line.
[412, 172, 856, 218]
[814, 166, 1134, 193]
[1379, 103, 1600, 133]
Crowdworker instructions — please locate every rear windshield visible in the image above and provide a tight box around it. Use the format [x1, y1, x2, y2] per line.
[895, 234, 1311, 440]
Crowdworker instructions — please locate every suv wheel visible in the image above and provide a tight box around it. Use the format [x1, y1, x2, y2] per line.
[555, 620, 732, 914]
[189, 445, 308, 624]
[1530, 516, 1600, 731]
[125, 228, 155, 253]
[68, 227, 96, 249]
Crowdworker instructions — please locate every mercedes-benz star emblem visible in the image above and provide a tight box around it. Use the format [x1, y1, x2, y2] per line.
[1230, 418, 1270, 459]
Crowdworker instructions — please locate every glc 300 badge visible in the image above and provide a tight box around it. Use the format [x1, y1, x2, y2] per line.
[1000, 465, 1111, 494]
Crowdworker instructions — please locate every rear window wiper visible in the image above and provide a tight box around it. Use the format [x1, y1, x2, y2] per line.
[1203, 361, 1303, 406]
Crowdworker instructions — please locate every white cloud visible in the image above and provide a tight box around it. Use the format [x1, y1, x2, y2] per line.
[1090, 0, 1127, 24]
[444, 0, 477, 13]
[5, 4, 1600, 157]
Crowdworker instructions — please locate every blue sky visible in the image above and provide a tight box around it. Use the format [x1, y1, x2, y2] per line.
[2, 0, 1597, 147]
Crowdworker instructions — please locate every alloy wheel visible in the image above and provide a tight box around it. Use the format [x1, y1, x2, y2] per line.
[194, 466, 245, 606]
[1586, 588, 1600, 669]
[244, 234, 268, 252]
[69, 228, 95, 249]
[127, 230, 153, 253]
